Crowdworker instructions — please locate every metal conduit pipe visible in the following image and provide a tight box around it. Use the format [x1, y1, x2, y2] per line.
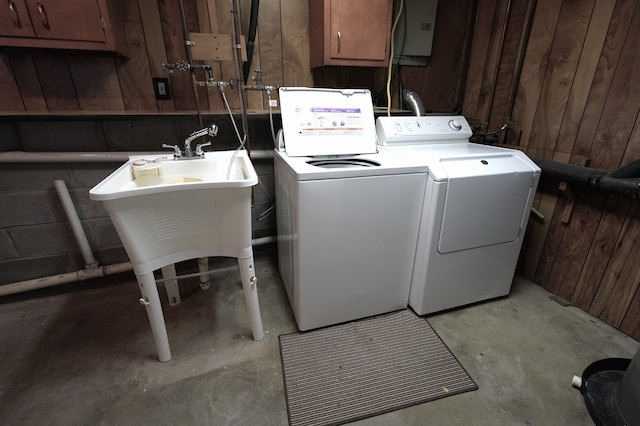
[533, 158, 640, 201]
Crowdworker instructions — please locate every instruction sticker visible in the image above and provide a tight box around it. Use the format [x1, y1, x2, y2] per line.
[294, 107, 365, 137]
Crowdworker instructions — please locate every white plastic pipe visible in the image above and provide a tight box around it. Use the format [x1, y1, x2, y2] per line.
[0, 261, 133, 297]
[0, 150, 273, 163]
[54, 180, 98, 269]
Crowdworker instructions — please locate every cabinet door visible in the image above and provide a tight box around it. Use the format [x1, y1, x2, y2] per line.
[329, 0, 390, 62]
[0, 0, 35, 37]
[24, 0, 105, 42]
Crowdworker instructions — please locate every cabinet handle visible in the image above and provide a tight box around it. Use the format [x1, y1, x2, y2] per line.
[37, 2, 50, 30]
[337, 31, 341, 53]
[8, 1, 21, 28]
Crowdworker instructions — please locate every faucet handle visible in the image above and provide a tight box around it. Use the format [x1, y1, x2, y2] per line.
[195, 141, 211, 156]
[162, 144, 182, 158]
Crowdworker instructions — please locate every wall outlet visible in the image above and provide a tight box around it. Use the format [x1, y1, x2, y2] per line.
[152, 78, 171, 100]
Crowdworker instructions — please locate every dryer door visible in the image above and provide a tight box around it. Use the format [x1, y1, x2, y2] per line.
[437, 154, 534, 254]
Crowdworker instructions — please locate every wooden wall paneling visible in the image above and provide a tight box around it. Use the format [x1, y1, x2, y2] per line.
[406, 0, 476, 114]
[531, 151, 570, 287]
[32, 55, 80, 111]
[519, 146, 557, 279]
[159, 0, 199, 111]
[114, 0, 158, 112]
[237, 0, 259, 111]
[138, 0, 176, 112]
[525, 0, 595, 152]
[68, 57, 125, 111]
[281, 0, 313, 88]
[573, 0, 637, 157]
[239, 0, 264, 110]
[0, 54, 26, 111]
[485, 0, 529, 134]
[589, 5, 640, 170]
[462, 0, 498, 124]
[620, 108, 640, 166]
[543, 183, 606, 301]
[507, 0, 563, 147]
[214, 0, 241, 110]
[8, 54, 47, 112]
[184, 0, 210, 113]
[620, 275, 640, 340]
[251, 0, 283, 111]
[555, 0, 616, 154]
[589, 203, 640, 327]
[570, 195, 630, 310]
[199, 0, 225, 112]
[476, 0, 510, 128]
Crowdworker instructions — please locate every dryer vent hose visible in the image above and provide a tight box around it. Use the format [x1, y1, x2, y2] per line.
[403, 90, 425, 117]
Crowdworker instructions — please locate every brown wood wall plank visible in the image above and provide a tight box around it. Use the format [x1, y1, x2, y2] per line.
[573, 0, 637, 157]
[244, 0, 282, 111]
[555, 0, 616, 154]
[416, 0, 475, 114]
[570, 196, 630, 311]
[589, 203, 640, 327]
[114, 0, 157, 112]
[32, 54, 80, 111]
[8, 54, 47, 111]
[0, 54, 26, 111]
[486, 0, 529, 134]
[620, 285, 640, 338]
[138, 0, 176, 112]
[543, 187, 605, 301]
[215, 0, 241, 111]
[589, 6, 640, 170]
[281, 0, 313, 88]
[462, 0, 498, 123]
[68, 57, 125, 111]
[526, 0, 594, 152]
[159, 0, 199, 111]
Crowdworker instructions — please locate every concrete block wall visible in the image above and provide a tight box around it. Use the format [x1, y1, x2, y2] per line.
[0, 114, 279, 287]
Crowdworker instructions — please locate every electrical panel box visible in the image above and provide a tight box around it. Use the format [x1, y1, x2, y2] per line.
[393, 0, 438, 66]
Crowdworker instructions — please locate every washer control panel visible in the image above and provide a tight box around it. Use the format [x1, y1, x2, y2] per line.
[376, 115, 473, 145]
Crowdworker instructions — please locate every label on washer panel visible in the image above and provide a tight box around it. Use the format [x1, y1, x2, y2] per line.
[295, 107, 366, 137]
[279, 87, 378, 157]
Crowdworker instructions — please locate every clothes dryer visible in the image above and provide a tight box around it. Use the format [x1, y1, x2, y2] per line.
[377, 116, 541, 315]
[275, 88, 428, 330]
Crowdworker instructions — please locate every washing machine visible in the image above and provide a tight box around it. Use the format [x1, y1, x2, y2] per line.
[275, 88, 428, 331]
[377, 115, 541, 315]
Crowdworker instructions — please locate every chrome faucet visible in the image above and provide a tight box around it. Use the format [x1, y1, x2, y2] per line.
[163, 124, 218, 159]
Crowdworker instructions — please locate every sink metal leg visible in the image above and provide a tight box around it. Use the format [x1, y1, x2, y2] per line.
[136, 271, 172, 362]
[238, 256, 264, 341]
[197, 257, 211, 290]
[161, 264, 181, 305]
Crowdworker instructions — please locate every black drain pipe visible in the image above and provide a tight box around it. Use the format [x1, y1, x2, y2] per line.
[533, 158, 640, 201]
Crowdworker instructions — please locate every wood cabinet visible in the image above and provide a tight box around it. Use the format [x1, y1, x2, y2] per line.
[309, 0, 393, 68]
[0, 0, 125, 54]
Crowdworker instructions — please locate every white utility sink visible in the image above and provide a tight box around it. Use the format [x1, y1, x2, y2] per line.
[89, 149, 263, 362]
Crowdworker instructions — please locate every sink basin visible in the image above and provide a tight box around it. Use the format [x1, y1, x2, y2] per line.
[89, 150, 258, 274]
[89, 150, 258, 201]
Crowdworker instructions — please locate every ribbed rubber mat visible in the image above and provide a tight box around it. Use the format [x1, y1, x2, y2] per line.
[279, 309, 477, 426]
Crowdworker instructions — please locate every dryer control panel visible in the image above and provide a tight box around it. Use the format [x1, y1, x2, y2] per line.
[376, 115, 472, 145]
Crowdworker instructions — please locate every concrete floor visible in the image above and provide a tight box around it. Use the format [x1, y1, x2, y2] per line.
[0, 246, 637, 425]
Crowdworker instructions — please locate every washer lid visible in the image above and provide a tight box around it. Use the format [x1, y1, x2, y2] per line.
[279, 87, 378, 157]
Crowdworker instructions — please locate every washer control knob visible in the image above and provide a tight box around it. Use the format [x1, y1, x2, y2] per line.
[448, 119, 463, 131]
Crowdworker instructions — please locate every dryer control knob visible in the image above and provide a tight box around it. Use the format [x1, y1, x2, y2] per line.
[449, 119, 463, 131]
